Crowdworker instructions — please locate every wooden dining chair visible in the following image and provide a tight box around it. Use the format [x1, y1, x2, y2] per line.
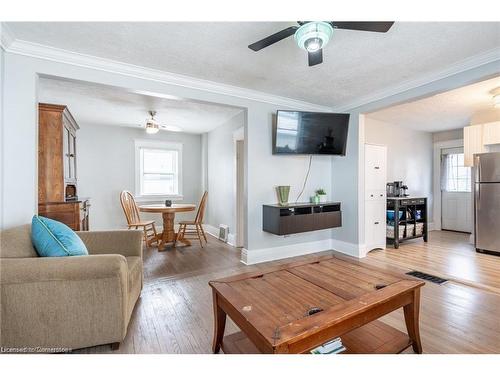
[176, 191, 208, 248]
[120, 190, 159, 248]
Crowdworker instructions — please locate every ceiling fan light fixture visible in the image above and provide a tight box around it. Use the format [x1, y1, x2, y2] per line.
[145, 119, 160, 134]
[295, 22, 333, 52]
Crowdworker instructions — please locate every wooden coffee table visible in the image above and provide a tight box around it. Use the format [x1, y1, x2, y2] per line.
[209, 254, 424, 354]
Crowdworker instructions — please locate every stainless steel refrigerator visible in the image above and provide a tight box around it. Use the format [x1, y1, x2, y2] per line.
[474, 152, 500, 255]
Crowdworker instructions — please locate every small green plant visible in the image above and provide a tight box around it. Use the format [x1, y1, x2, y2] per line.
[316, 188, 326, 195]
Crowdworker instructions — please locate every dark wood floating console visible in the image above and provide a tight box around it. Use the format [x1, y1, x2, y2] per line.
[263, 202, 342, 235]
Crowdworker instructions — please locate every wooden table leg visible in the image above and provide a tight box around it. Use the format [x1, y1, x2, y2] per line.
[212, 291, 227, 354]
[403, 289, 423, 353]
[158, 212, 176, 251]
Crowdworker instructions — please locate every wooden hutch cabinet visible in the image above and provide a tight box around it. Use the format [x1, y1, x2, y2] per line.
[38, 103, 90, 230]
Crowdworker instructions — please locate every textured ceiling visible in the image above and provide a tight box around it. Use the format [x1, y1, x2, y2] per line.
[367, 76, 500, 132]
[38, 77, 243, 133]
[7, 22, 500, 108]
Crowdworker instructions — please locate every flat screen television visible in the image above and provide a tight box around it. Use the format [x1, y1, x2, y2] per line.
[273, 110, 350, 155]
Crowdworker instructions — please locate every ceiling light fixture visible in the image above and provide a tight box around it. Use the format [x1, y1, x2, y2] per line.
[145, 111, 160, 134]
[294, 21, 334, 52]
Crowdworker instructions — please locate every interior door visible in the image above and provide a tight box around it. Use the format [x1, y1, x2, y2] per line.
[441, 147, 472, 233]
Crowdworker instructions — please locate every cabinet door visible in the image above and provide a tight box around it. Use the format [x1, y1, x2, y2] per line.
[69, 132, 77, 180]
[365, 200, 386, 250]
[365, 144, 387, 191]
[464, 124, 485, 167]
[483, 121, 500, 145]
[63, 126, 70, 180]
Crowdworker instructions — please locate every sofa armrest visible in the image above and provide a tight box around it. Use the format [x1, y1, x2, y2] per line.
[0, 254, 128, 284]
[76, 230, 143, 258]
[0, 255, 129, 350]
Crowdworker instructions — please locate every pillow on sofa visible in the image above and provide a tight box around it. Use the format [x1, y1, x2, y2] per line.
[31, 215, 88, 257]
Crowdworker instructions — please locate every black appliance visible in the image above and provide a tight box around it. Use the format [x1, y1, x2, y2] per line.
[387, 181, 408, 197]
[273, 111, 349, 155]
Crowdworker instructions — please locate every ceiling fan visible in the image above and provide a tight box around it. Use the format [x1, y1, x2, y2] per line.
[141, 111, 181, 134]
[248, 21, 394, 66]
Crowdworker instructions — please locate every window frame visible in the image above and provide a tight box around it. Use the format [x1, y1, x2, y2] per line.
[134, 140, 183, 201]
[441, 149, 471, 193]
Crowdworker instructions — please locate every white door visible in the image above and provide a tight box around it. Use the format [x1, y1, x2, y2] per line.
[441, 148, 473, 233]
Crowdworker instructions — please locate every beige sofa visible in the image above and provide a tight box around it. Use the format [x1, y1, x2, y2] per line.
[0, 224, 143, 352]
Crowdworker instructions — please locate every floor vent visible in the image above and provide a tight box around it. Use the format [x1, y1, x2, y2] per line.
[406, 271, 448, 285]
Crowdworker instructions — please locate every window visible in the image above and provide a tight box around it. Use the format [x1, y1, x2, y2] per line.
[441, 151, 471, 192]
[135, 141, 182, 198]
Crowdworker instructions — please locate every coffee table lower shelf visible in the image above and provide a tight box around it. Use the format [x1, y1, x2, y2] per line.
[221, 320, 412, 354]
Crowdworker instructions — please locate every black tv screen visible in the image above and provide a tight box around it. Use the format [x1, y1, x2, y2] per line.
[273, 111, 349, 155]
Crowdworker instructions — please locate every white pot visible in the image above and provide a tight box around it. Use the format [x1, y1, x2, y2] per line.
[318, 194, 327, 203]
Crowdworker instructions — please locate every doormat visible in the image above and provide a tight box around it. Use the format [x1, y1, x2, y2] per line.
[406, 270, 448, 285]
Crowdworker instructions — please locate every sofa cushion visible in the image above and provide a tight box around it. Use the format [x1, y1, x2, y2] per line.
[0, 224, 38, 258]
[125, 256, 143, 320]
[31, 216, 88, 257]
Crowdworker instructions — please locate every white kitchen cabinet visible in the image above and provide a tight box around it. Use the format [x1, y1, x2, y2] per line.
[482, 121, 500, 145]
[464, 124, 485, 167]
[364, 144, 387, 252]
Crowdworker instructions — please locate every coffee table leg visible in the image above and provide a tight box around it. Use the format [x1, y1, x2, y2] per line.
[212, 291, 226, 354]
[403, 289, 423, 353]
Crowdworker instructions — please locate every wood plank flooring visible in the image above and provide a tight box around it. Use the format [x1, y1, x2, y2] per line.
[76, 231, 500, 354]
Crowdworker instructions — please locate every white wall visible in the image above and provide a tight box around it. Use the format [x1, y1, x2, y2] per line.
[0, 47, 4, 230]
[433, 129, 464, 143]
[1, 48, 497, 263]
[365, 117, 434, 220]
[77, 123, 202, 230]
[1, 52, 339, 264]
[205, 112, 244, 237]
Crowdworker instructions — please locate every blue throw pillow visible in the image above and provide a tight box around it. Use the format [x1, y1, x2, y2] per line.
[31, 215, 88, 257]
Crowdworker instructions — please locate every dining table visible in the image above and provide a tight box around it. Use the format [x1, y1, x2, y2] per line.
[138, 203, 196, 250]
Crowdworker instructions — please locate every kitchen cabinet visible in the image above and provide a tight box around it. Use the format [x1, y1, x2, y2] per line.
[464, 124, 485, 167]
[482, 121, 500, 145]
[364, 144, 387, 252]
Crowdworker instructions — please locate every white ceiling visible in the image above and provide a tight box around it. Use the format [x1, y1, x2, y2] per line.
[38, 77, 243, 133]
[7, 22, 500, 108]
[367, 76, 500, 132]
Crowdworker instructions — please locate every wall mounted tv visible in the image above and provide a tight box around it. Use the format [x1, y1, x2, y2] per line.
[273, 110, 350, 155]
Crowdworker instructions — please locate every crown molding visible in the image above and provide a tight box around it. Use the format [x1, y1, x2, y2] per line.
[0, 23, 15, 51]
[4, 38, 333, 112]
[333, 47, 500, 112]
[3, 32, 499, 113]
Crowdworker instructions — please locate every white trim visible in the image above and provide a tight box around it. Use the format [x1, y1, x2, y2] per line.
[134, 139, 183, 199]
[5, 33, 498, 113]
[203, 224, 236, 247]
[333, 47, 500, 112]
[0, 23, 14, 51]
[4, 38, 332, 112]
[240, 238, 362, 265]
[433, 138, 464, 231]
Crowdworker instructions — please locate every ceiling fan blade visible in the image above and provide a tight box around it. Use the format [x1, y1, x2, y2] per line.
[248, 26, 298, 51]
[308, 49, 323, 67]
[330, 22, 394, 33]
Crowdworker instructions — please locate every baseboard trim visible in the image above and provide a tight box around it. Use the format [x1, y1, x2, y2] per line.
[203, 224, 236, 247]
[241, 238, 362, 265]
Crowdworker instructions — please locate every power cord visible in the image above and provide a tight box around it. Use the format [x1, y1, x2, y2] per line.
[295, 154, 313, 203]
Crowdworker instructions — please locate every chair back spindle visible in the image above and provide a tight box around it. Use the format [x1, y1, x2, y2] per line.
[120, 191, 141, 225]
[195, 191, 208, 224]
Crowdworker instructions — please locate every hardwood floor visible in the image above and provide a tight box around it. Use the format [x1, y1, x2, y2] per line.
[75, 231, 500, 354]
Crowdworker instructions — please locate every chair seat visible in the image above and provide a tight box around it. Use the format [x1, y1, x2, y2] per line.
[179, 220, 198, 225]
[128, 220, 155, 227]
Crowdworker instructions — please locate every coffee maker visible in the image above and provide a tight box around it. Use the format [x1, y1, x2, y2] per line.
[387, 181, 409, 197]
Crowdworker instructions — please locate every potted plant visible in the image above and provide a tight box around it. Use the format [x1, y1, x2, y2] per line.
[316, 188, 327, 203]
